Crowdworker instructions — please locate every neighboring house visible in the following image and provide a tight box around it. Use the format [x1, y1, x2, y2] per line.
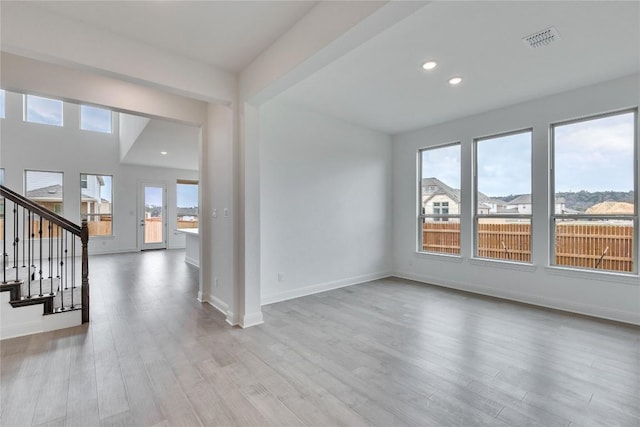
[505, 194, 568, 214]
[177, 206, 198, 221]
[585, 201, 634, 214]
[422, 177, 507, 217]
[80, 175, 106, 216]
[26, 184, 63, 214]
[422, 177, 461, 219]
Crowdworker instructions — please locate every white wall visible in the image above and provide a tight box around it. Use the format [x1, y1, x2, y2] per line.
[1, 2, 236, 104]
[0, 90, 198, 254]
[119, 113, 150, 161]
[393, 74, 640, 325]
[260, 101, 393, 304]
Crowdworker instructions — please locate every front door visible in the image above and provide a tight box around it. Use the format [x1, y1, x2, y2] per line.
[139, 182, 167, 250]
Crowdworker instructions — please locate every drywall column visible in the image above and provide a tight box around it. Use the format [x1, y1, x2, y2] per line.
[201, 104, 238, 324]
[237, 102, 263, 327]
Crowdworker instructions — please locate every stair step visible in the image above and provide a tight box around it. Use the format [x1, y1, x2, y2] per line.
[0, 281, 23, 301]
[9, 293, 55, 314]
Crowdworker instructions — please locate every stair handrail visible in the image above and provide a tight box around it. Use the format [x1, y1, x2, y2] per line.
[0, 185, 81, 235]
[1, 184, 90, 323]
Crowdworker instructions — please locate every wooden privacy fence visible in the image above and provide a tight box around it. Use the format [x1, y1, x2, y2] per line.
[87, 217, 112, 236]
[145, 217, 163, 243]
[423, 222, 634, 272]
[177, 219, 198, 229]
[555, 222, 633, 272]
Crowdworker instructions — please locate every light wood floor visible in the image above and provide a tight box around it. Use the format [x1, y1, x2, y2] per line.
[1, 250, 639, 426]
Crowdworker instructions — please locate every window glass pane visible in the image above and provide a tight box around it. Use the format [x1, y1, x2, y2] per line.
[475, 131, 532, 262]
[478, 218, 531, 262]
[554, 218, 634, 273]
[552, 111, 636, 274]
[81, 105, 112, 133]
[81, 174, 112, 237]
[177, 181, 198, 230]
[0, 90, 5, 119]
[554, 112, 635, 215]
[25, 95, 63, 126]
[477, 131, 531, 214]
[25, 170, 64, 214]
[419, 144, 460, 255]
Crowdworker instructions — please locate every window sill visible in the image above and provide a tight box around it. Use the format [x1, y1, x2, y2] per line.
[415, 251, 464, 263]
[468, 258, 537, 272]
[544, 266, 639, 285]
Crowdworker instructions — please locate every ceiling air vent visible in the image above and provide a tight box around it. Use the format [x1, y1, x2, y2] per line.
[522, 26, 560, 48]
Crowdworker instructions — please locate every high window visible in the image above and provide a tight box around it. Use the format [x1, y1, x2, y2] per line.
[177, 180, 198, 230]
[551, 110, 637, 273]
[80, 105, 112, 133]
[475, 130, 532, 262]
[0, 90, 5, 119]
[418, 143, 461, 255]
[25, 170, 64, 214]
[24, 95, 63, 127]
[80, 174, 113, 237]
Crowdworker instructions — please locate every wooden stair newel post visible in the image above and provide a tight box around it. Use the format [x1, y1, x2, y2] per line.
[81, 219, 90, 323]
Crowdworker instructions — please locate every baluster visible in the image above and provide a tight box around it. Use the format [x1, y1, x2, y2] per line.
[64, 232, 68, 290]
[58, 228, 64, 311]
[71, 236, 75, 309]
[39, 215, 43, 297]
[2, 198, 6, 284]
[57, 225, 61, 279]
[22, 206, 26, 268]
[13, 204, 18, 282]
[28, 210, 33, 297]
[48, 220, 54, 295]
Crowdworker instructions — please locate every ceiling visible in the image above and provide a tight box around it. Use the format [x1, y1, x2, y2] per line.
[279, 1, 640, 134]
[31, 0, 318, 72]
[4, 0, 637, 152]
[120, 117, 200, 171]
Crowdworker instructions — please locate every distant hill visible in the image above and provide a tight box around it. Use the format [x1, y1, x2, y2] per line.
[558, 191, 634, 212]
[497, 191, 634, 212]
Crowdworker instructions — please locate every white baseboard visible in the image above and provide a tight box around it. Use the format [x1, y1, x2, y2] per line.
[185, 256, 199, 268]
[1, 318, 43, 340]
[208, 295, 229, 315]
[393, 271, 640, 326]
[240, 311, 264, 328]
[261, 271, 392, 305]
[43, 310, 82, 332]
[226, 310, 239, 326]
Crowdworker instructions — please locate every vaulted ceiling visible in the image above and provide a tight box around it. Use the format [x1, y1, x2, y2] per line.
[1, 1, 638, 166]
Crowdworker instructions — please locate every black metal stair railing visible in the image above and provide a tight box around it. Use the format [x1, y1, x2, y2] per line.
[0, 184, 89, 323]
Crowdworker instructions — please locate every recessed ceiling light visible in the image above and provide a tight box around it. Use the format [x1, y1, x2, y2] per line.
[160, 151, 168, 155]
[422, 60, 437, 70]
[448, 76, 463, 85]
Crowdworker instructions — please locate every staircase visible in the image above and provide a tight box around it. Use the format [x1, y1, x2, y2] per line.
[0, 184, 89, 339]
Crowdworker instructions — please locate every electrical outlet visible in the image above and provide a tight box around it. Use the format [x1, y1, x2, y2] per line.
[212, 209, 217, 218]
[277, 272, 284, 282]
[224, 208, 229, 217]
[214, 277, 219, 288]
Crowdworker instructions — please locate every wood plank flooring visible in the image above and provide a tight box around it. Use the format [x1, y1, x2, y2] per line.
[1, 250, 639, 426]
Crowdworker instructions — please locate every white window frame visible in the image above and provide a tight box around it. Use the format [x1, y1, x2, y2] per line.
[80, 173, 113, 238]
[550, 109, 638, 275]
[473, 129, 533, 263]
[24, 169, 65, 215]
[0, 90, 5, 119]
[23, 94, 64, 127]
[80, 104, 113, 134]
[418, 142, 461, 255]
